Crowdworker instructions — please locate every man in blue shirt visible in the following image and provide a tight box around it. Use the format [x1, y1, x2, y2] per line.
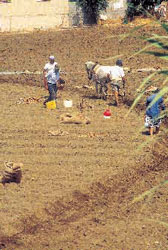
[145, 87, 165, 136]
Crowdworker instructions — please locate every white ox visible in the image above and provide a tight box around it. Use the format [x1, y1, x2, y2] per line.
[85, 61, 112, 99]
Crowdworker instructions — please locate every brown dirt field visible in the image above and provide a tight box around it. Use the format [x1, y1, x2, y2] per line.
[0, 24, 168, 249]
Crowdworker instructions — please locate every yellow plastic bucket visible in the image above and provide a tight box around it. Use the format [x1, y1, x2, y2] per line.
[46, 100, 56, 110]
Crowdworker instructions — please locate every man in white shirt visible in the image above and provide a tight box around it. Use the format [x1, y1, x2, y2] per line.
[109, 59, 126, 106]
[43, 55, 60, 102]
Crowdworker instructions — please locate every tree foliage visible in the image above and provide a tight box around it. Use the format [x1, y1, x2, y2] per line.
[125, 0, 164, 21]
[76, 0, 109, 24]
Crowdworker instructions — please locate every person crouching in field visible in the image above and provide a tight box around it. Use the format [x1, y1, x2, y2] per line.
[43, 55, 60, 102]
[145, 86, 165, 136]
[109, 59, 126, 106]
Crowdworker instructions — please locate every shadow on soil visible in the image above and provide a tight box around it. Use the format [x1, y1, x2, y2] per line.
[0, 234, 23, 249]
[142, 131, 150, 136]
[82, 95, 101, 100]
[123, 98, 133, 107]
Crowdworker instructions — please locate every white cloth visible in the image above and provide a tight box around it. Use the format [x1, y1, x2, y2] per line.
[44, 61, 59, 84]
[109, 65, 125, 81]
[44, 62, 58, 76]
[46, 69, 59, 85]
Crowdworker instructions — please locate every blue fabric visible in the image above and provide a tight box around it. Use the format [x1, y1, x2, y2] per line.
[146, 94, 165, 119]
[48, 83, 57, 101]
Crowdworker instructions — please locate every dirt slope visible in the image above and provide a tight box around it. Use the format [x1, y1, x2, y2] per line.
[0, 24, 168, 249]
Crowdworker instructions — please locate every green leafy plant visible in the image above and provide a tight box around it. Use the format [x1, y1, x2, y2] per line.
[124, 0, 162, 23]
[124, 20, 168, 228]
[127, 23, 168, 119]
[76, 0, 108, 24]
[132, 179, 168, 203]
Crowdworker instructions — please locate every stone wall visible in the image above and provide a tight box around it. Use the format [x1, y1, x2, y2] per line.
[69, 1, 82, 26]
[0, 0, 69, 32]
[106, 0, 127, 19]
[0, 0, 127, 32]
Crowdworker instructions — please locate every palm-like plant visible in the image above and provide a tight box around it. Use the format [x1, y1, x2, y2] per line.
[126, 21, 168, 227]
[127, 22, 168, 119]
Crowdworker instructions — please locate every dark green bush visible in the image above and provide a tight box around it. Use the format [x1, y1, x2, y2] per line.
[76, 0, 108, 24]
[124, 0, 164, 22]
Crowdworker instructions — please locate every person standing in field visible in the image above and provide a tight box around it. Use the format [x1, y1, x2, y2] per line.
[145, 86, 165, 136]
[43, 55, 60, 102]
[109, 59, 126, 106]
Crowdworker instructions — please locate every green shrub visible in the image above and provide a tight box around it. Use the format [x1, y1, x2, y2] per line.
[124, 0, 163, 22]
[76, 0, 108, 24]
